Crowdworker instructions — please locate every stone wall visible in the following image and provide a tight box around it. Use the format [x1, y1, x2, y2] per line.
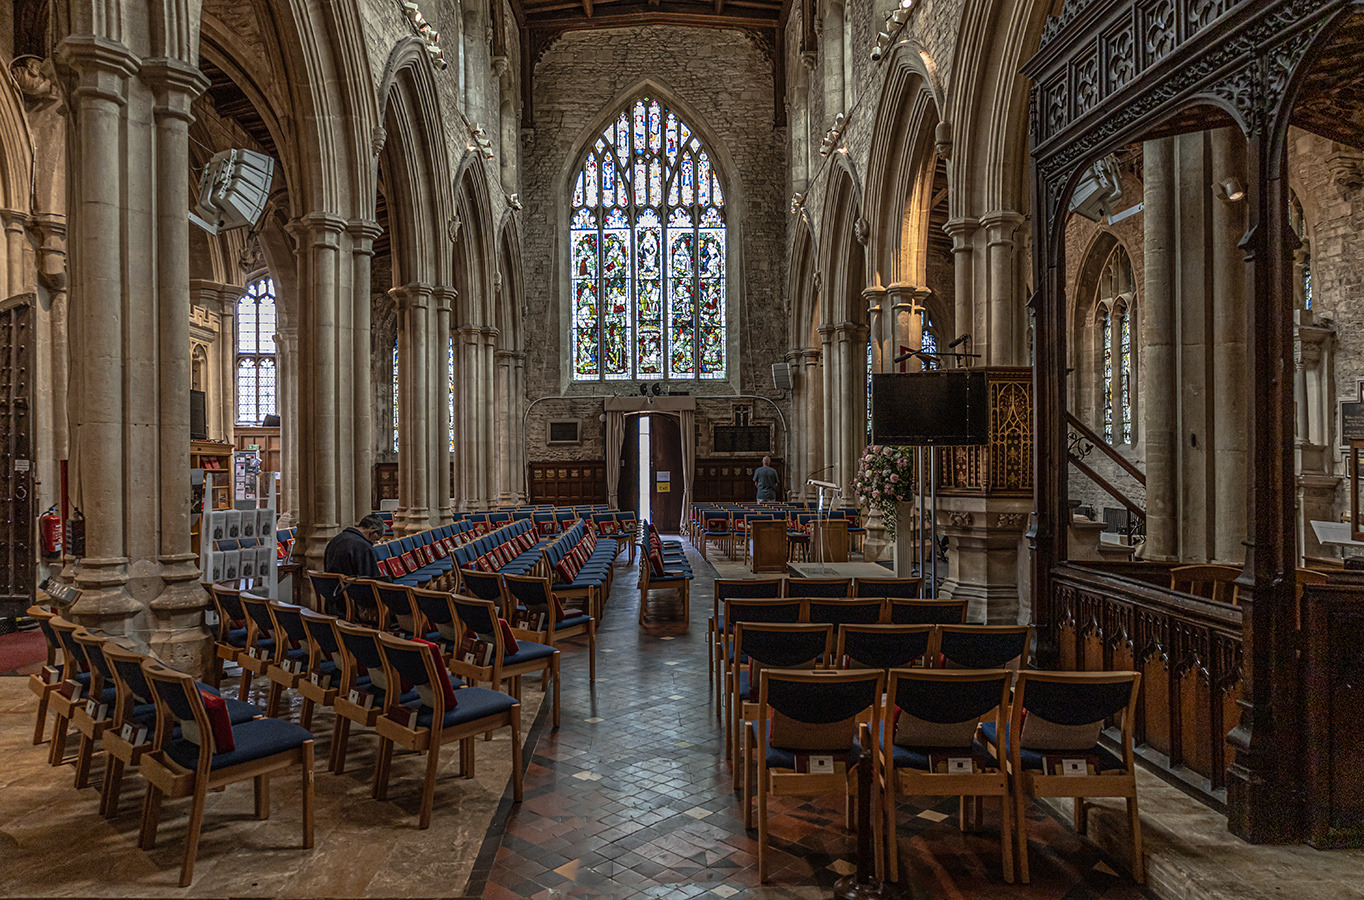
[519, 26, 790, 420]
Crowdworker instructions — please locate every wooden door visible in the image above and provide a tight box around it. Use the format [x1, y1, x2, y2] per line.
[620, 415, 640, 514]
[0, 300, 34, 616]
[650, 414, 683, 532]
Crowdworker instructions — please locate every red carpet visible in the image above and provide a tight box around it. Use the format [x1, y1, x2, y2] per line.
[0, 630, 47, 674]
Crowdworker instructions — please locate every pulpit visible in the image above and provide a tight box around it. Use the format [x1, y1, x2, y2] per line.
[749, 519, 787, 574]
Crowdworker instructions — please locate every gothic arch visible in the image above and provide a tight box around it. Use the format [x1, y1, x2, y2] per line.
[817, 155, 867, 327]
[496, 213, 524, 352]
[452, 158, 497, 326]
[788, 216, 820, 349]
[864, 42, 943, 290]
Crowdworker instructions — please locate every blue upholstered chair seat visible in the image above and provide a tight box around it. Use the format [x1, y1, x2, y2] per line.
[225, 627, 249, 647]
[502, 641, 556, 666]
[978, 722, 1125, 773]
[407, 685, 518, 728]
[557, 613, 592, 629]
[164, 716, 313, 770]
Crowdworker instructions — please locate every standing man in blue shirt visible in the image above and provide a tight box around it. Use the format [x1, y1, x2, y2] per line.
[753, 456, 780, 502]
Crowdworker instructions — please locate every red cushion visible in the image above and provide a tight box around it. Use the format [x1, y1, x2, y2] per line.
[376, 558, 393, 578]
[599, 519, 618, 535]
[199, 689, 236, 753]
[498, 618, 520, 654]
[412, 638, 458, 710]
[401, 551, 418, 571]
[388, 556, 408, 577]
[554, 558, 578, 585]
[648, 546, 666, 577]
[549, 591, 567, 622]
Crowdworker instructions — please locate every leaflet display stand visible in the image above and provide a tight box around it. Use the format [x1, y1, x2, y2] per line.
[200, 471, 279, 599]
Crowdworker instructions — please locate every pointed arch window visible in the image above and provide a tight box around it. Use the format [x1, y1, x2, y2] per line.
[1093, 246, 1135, 445]
[448, 336, 455, 452]
[393, 338, 400, 453]
[236, 277, 277, 426]
[569, 97, 727, 382]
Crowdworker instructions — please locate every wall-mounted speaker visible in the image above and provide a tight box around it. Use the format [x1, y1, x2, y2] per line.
[771, 362, 792, 392]
[189, 149, 275, 235]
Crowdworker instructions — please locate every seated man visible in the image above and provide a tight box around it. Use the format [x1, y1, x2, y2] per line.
[323, 513, 386, 619]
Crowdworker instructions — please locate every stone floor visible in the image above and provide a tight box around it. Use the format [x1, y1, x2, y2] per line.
[3, 536, 1358, 898]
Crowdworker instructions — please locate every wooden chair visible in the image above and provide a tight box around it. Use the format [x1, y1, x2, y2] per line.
[331, 620, 417, 774]
[852, 576, 923, 599]
[887, 598, 968, 625]
[371, 632, 523, 828]
[882, 669, 1015, 883]
[716, 597, 807, 739]
[137, 658, 315, 886]
[263, 600, 313, 717]
[369, 579, 419, 636]
[1169, 564, 1241, 605]
[44, 615, 92, 766]
[237, 592, 282, 705]
[502, 571, 597, 682]
[728, 621, 832, 783]
[743, 668, 885, 881]
[806, 598, 885, 629]
[835, 623, 936, 671]
[935, 625, 1032, 670]
[24, 605, 61, 745]
[448, 594, 560, 729]
[785, 577, 853, 598]
[985, 670, 1145, 884]
[306, 570, 347, 616]
[709, 578, 784, 692]
[206, 583, 250, 688]
[296, 609, 346, 730]
[701, 512, 734, 560]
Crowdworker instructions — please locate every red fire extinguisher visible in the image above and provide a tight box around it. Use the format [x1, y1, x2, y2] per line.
[39, 506, 63, 559]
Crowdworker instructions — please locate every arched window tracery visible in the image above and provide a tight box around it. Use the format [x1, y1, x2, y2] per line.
[236, 277, 277, 426]
[1092, 246, 1135, 445]
[569, 97, 727, 382]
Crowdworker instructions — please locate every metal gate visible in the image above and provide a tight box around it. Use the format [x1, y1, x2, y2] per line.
[0, 299, 34, 617]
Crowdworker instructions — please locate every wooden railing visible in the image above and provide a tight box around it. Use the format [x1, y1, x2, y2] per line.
[1066, 412, 1146, 536]
[1042, 562, 1242, 803]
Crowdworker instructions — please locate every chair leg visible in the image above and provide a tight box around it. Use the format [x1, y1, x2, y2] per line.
[48, 714, 69, 766]
[1015, 785, 1030, 884]
[757, 766, 770, 882]
[301, 741, 315, 848]
[885, 772, 899, 882]
[265, 681, 283, 718]
[551, 656, 561, 729]
[1000, 791, 1016, 884]
[373, 738, 393, 801]
[1074, 797, 1087, 834]
[32, 692, 50, 745]
[300, 697, 315, 731]
[254, 774, 270, 819]
[418, 743, 441, 829]
[331, 717, 351, 774]
[1128, 796, 1145, 884]
[237, 669, 253, 702]
[742, 728, 754, 828]
[74, 733, 95, 789]
[180, 786, 208, 886]
[138, 785, 164, 850]
[588, 623, 596, 682]
[101, 758, 124, 818]
[511, 708, 524, 802]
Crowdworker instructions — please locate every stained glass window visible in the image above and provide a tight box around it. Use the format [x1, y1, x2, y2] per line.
[1095, 245, 1134, 445]
[920, 312, 938, 369]
[236, 276, 277, 426]
[393, 338, 400, 453]
[866, 342, 873, 441]
[570, 98, 727, 381]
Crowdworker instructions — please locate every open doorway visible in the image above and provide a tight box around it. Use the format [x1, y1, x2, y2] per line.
[618, 412, 684, 532]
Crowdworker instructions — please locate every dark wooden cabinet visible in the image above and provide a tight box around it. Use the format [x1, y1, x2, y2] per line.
[528, 461, 606, 506]
[693, 457, 785, 503]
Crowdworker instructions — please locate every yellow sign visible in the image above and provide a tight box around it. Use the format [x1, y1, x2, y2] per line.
[656, 482, 670, 493]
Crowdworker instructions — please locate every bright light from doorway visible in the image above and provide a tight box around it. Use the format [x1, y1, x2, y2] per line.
[637, 416, 652, 527]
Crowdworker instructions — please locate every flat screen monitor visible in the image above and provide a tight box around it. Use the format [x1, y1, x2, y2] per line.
[870, 370, 989, 446]
[190, 389, 208, 440]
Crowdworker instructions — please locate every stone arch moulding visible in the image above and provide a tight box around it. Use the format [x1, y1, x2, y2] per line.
[816, 153, 867, 327]
[496, 211, 524, 352]
[552, 77, 747, 392]
[787, 214, 821, 349]
[864, 40, 943, 289]
[452, 157, 497, 326]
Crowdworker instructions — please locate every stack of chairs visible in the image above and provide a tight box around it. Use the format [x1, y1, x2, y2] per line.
[639, 521, 692, 624]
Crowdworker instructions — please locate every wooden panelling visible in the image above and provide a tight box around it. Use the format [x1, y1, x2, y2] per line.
[234, 427, 280, 474]
[693, 457, 784, 503]
[374, 463, 398, 510]
[528, 461, 606, 506]
[1047, 564, 1242, 799]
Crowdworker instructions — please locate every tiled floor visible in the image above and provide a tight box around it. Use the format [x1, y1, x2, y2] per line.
[473, 538, 1152, 900]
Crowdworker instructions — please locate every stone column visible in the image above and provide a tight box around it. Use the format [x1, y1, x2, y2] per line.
[56, 36, 143, 628]
[456, 325, 481, 510]
[980, 210, 1026, 365]
[1, 209, 27, 295]
[495, 348, 520, 505]
[434, 288, 456, 523]
[863, 285, 887, 373]
[292, 214, 349, 572]
[217, 292, 237, 439]
[832, 321, 869, 498]
[274, 322, 299, 522]
[819, 324, 836, 489]
[1142, 138, 1179, 560]
[801, 346, 824, 501]
[1210, 128, 1249, 564]
[348, 221, 381, 523]
[480, 327, 499, 508]
[392, 283, 432, 533]
[944, 217, 978, 348]
[144, 57, 212, 665]
[785, 348, 805, 494]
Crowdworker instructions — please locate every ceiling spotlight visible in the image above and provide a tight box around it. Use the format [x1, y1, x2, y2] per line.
[508, 193, 523, 210]
[1215, 177, 1246, 202]
[471, 123, 494, 160]
[790, 192, 806, 214]
[870, 0, 915, 63]
[819, 114, 846, 157]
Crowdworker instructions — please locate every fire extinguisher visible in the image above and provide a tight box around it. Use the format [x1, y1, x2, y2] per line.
[39, 506, 63, 559]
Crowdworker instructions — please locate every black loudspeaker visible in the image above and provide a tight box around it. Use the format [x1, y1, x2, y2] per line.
[190, 389, 208, 440]
[771, 362, 792, 392]
[870, 371, 989, 446]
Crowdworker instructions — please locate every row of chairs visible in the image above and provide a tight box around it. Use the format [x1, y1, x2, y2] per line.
[639, 521, 693, 624]
[740, 666, 1144, 885]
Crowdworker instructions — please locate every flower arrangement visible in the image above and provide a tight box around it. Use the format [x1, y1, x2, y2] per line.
[853, 445, 915, 540]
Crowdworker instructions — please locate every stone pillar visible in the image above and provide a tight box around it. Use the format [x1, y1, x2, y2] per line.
[1142, 138, 1179, 560]
[801, 346, 824, 501]
[1211, 128, 1249, 564]
[275, 322, 299, 523]
[392, 283, 432, 533]
[832, 321, 869, 498]
[435, 288, 456, 523]
[980, 211, 1025, 365]
[456, 325, 481, 510]
[495, 348, 519, 505]
[887, 285, 929, 371]
[217, 293, 237, 440]
[863, 285, 887, 374]
[819, 324, 837, 493]
[479, 327, 499, 508]
[936, 500, 1034, 623]
[786, 348, 806, 496]
[944, 217, 978, 348]
[1, 209, 27, 295]
[348, 221, 381, 523]
[292, 214, 350, 572]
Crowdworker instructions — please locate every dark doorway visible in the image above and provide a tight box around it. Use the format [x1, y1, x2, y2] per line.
[620, 415, 640, 516]
[649, 414, 683, 532]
